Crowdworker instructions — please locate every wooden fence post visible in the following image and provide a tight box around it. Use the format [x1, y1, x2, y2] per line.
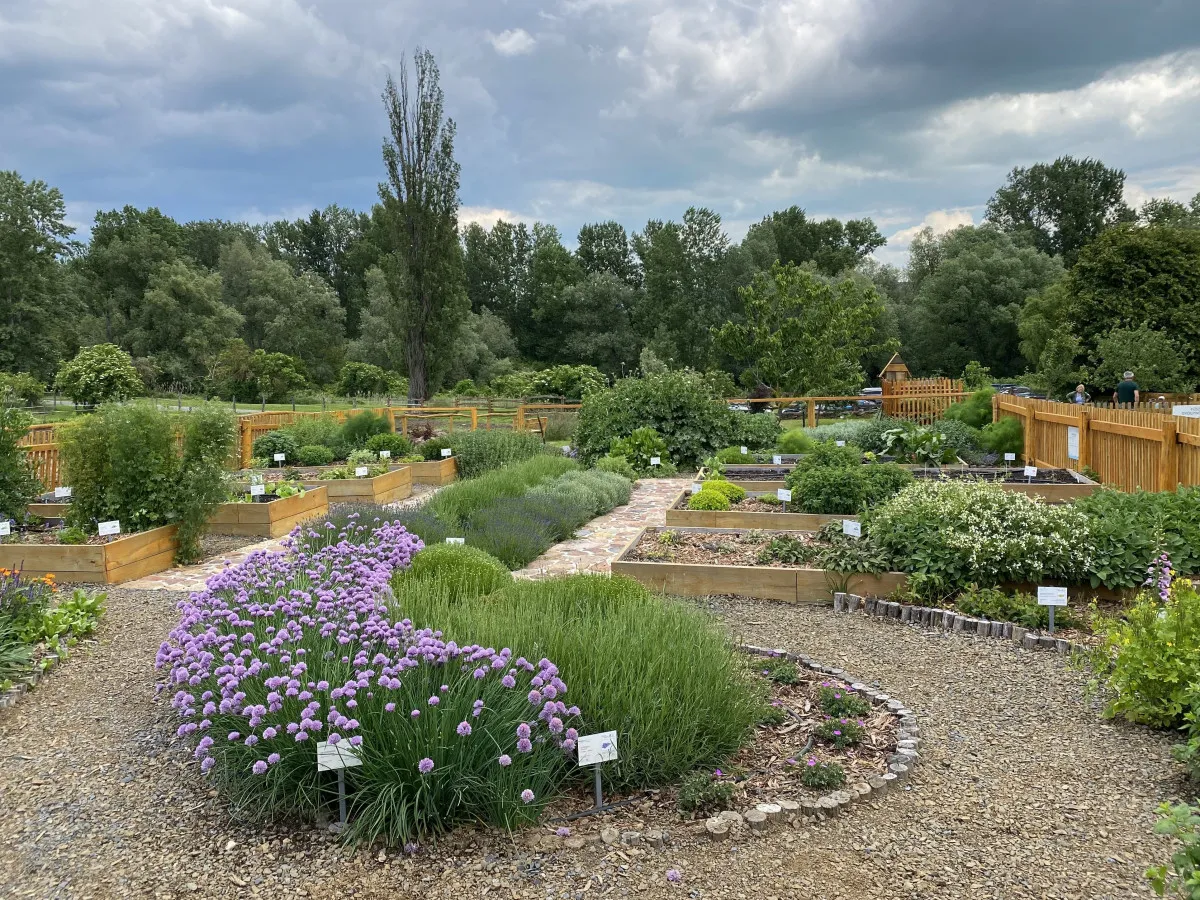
[1078, 407, 1091, 473]
[1160, 418, 1179, 491]
[240, 421, 253, 469]
[806, 400, 817, 429]
[469, 408, 478, 431]
[386, 407, 396, 434]
[991, 393, 999, 424]
[1023, 405, 1037, 464]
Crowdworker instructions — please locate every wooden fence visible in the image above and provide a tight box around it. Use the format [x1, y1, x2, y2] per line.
[995, 395, 1200, 491]
[881, 378, 965, 423]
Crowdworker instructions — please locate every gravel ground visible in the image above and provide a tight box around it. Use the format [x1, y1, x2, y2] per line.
[0, 589, 1182, 900]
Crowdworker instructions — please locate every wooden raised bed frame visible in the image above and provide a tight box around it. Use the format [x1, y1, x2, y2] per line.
[408, 457, 458, 486]
[0, 524, 178, 584]
[610, 526, 906, 604]
[664, 489, 853, 531]
[300, 466, 412, 504]
[206, 486, 329, 539]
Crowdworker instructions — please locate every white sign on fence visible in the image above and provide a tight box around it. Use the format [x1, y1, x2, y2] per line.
[250, 484, 265, 497]
[273, 453, 286, 462]
[98, 520, 121, 537]
[1037, 586, 1068, 607]
[441, 448, 453, 458]
[54, 486, 73, 499]
[776, 488, 792, 503]
[772, 455, 782, 465]
[0, 521, 10, 536]
[577, 731, 619, 767]
[1004, 453, 1016, 462]
[649, 456, 661, 466]
[445, 537, 466, 545]
[1173, 405, 1200, 419]
[316, 740, 363, 772]
[354, 466, 369, 478]
[379, 450, 391, 459]
[842, 519, 861, 538]
[1067, 426, 1080, 461]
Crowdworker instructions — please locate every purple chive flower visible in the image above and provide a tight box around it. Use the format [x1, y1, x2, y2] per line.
[498, 754, 512, 767]
[428, 695, 440, 706]
[517, 723, 531, 739]
[385, 703, 396, 713]
[556, 827, 571, 837]
[267, 753, 281, 765]
[252, 760, 268, 775]
[520, 789, 535, 804]
[457, 721, 472, 737]
[411, 709, 420, 718]
[418, 758, 434, 774]
[501, 675, 516, 689]
[200, 757, 215, 773]
[667, 869, 682, 883]
[517, 738, 532, 753]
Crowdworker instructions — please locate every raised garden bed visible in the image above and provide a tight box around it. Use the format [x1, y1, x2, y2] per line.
[911, 466, 1099, 502]
[0, 524, 178, 583]
[611, 527, 905, 603]
[408, 456, 458, 485]
[205, 486, 329, 539]
[665, 489, 852, 531]
[300, 465, 412, 504]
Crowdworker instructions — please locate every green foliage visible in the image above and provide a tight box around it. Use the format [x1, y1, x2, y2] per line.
[529, 364, 607, 399]
[336, 361, 390, 397]
[0, 618, 32, 685]
[800, 760, 845, 789]
[427, 456, 577, 530]
[395, 574, 760, 789]
[594, 454, 637, 481]
[818, 686, 871, 718]
[881, 422, 957, 465]
[0, 372, 44, 407]
[280, 414, 346, 458]
[688, 489, 731, 511]
[23, 588, 106, 646]
[1073, 488, 1200, 589]
[792, 467, 866, 515]
[55, 344, 143, 406]
[211, 341, 308, 403]
[961, 360, 993, 391]
[861, 464, 915, 506]
[0, 407, 41, 518]
[252, 430, 300, 464]
[702, 480, 746, 504]
[1146, 802, 1200, 899]
[777, 429, 816, 454]
[714, 262, 896, 396]
[340, 410, 390, 449]
[295, 444, 336, 467]
[364, 432, 414, 457]
[677, 771, 735, 814]
[979, 417, 1024, 458]
[756, 535, 816, 565]
[59, 404, 235, 562]
[575, 370, 734, 467]
[944, 389, 996, 429]
[444, 430, 547, 479]
[726, 411, 782, 451]
[57, 526, 86, 545]
[933, 418, 983, 460]
[1088, 324, 1192, 393]
[541, 412, 578, 442]
[815, 718, 865, 748]
[610, 426, 670, 474]
[804, 418, 898, 454]
[954, 584, 1077, 631]
[759, 660, 799, 685]
[420, 436, 455, 461]
[715, 446, 753, 464]
[791, 441, 862, 475]
[1093, 580, 1200, 728]
[403, 543, 512, 600]
[809, 522, 891, 575]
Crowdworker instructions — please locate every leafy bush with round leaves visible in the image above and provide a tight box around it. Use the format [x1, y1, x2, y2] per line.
[421, 436, 455, 461]
[793, 467, 866, 515]
[861, 464, 914, 506]
[252, 430, 300, 463]
[295, 444, 336, 467]
[365, 432, 414, 457]
[0, 406, 41, 518]
[726, 410, 781, 451]
[789, 442, 862, 481]
[703, 480, 747, 504]
[55, 344, 143, 407]
[688, 488, 731, 511]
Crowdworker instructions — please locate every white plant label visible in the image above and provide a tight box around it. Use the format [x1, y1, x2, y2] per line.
[577, 731, 619, 767]
[1173, 405, 1200, 419]
[1004, 453, 1016, 462]
[649, 456, 661, 467]
[562, 446, 572, 456]
[273, 453, 286, 462]
[836, 441, 846, 447]
[354, 466, 369, 478]
[740, 446, 748, 455]
[441, 448, 453, 458]
[250, 484, 266, 497]
[1066, 426, 1080, 461]
[842, 519, 861, 538]
[378, 450, 391, 459]
[776, 488, 792, 503]
[98, 520, 121, 537]
[1023, 465, 1038, 478]
[54, 486, 73, 499]
[772, 455, 783, 465]
[0, 521, 10, 536]
[445, 537, 466, 545]
[1037, 586, 1068, 607]
[691, 483, 702, 494]
[316, 740, 363, 772]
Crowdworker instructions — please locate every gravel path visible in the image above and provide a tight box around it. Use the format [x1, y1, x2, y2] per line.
[0, 583, 1179, 900]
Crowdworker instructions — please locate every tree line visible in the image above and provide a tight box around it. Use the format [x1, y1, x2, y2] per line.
[2, 49, 1199, 404]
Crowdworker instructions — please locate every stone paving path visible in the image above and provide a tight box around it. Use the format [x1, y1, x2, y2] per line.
[513, 477, 687, 578]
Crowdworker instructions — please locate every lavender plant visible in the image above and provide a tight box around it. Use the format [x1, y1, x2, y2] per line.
[156, 518, 580, 843]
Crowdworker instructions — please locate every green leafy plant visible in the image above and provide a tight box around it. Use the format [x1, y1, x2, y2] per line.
[340, 410, 391, 449]
[800, 759, 845, 789]
[756, 535, 816, 565]
[365, 432, 415, 458]
[818, 685, 871, 718]
[677, 770, 736, 814]
[403, 543, 513, 600]
[594, 455, 637, 480]
[944, 389, 995, 429]
[881, 422, 957, 466]
[777, 429, 816, 454]
[1074, 487, 1200, 589]
[815, 718, 865, 748]
[57, 526, 87, 545]
[0, 406, 41, 519]
[1146, 802, 1200, 899]
[791, 441, 862, 474]
[979, 416, 1024, 458]
[791, 467, 866, 515]
[758, 659, 799, 685]
[280, 415, 347, 459]
[702, 480, 746, 504]
[54, 343, 142, 406]
[252, 430, 300, 464]
[954, 584, 1079, 630]
[0, 372, 45, 407]
[441, 430, 547, 479]
[688, 489, 731, 511]
[610, 427, 670, 475]
[726, 411, 782, 451]
[419, 436, 455, 461]
[295, 444, 336, 467]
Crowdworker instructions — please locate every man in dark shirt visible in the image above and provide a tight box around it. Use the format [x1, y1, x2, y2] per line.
[1113, 371, 1139, 407]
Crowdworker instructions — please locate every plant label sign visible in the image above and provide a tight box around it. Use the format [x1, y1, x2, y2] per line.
[740, 446, 748, 455]
[1004, 453, 1016, 462]
[273, 453, 286, 462]
[1023, 465, 1038, 478]
[836, 441, 846, 447]
[316, 740, 363, 772]
[649, 456, 661, 467]
[250, 484, 266, 497]
[354, 466, 370, 478]
[773, 455, 782, 465]
[776, 488, 792, 503]
[842, 519, 861, 538]
[562, 446, 572, 456]
[445, 537, 466, 545]
[54, 486, 73, 499]
[441, 448, 453, 458]
[1066, 426, 1080, 461]
[98, 520, 121, 537]
[378, 450, 391, 459]
[577, 731, 619, 767]
[1173, 405, 1200, 419]
[1037, 586, 1068, 607]
[691, 483, 702, 494]
[0, 521, 10, 536]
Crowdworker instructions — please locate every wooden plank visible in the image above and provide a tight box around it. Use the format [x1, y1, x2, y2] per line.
[1034, 409, 1082, 427]
[27, 503, 69, 519]
[105, 547, 178, 584]
[1088, 418, 1163, 441]
[410, 458, 458, 485]
[610, 559, 802, 602]
[0, 544, 106, 572]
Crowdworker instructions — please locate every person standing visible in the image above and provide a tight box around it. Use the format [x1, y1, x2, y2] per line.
[1113, 371, 1139, 407]
[1068, 384, 1090, 404]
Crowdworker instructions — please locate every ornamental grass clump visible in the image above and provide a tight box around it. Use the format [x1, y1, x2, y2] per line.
[157, 519, 579, 844]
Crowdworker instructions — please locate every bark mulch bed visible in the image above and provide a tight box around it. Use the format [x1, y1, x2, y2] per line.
[674, 494, 790, 514]
[913, 466, 1082, 485]
[628, 528, 818, 567]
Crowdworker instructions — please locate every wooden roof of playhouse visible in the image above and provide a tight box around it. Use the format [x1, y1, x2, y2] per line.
[878, 353, 911, 380]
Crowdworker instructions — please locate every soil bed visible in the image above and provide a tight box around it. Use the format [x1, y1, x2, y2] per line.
[914, 466, 1084, 485]
[675, 494, 793, 514]
[627, 528, 817, 567]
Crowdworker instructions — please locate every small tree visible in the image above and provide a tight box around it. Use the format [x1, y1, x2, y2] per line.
[713, 262, 896, 396]
[337, 361, 391, 398]
[55, 344, 143, 407]
[1088, 326, 1192, 394]
[0, 406, 41, 518]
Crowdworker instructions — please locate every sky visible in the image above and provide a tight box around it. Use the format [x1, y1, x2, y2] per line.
[3, 0, 1200, 265]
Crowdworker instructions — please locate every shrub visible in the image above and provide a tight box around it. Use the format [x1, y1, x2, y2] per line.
[594, 455, 637, 480]
[529, 365, 607, 400]
[404, 544, 512, 599]
[420, 436, 455, 461]
[800, 759, 845, 789]
[818, 685, 871, 718]
[465, 496, 585, 568]
[1146, 802, 1200, 899]
[386, 508, 454, 549]
[0, 407, 41, 519]
[792, 467, 866, 515]
[364, 432, 414, 458]
[575, 371, 734, 467]
[979, 417, 1023, 458]
[703, 480, 746, 504]
[805, 418, 898, 454]
[944, 389, 995, 429]
[881, 422, 957, 465]
[0, 618, 32, 684]
[757, 535, 815, 565]
[933, 419, 982, 459]
[791, 441, 862, 476]
[252, 430, 300, 464]
[677, 771, 735, 814]
[715, 445, 754, 464]
[394, 574, 760, 789]
[529, 470, 632, 516]
[0, 567, 57, 638]
[57, 525, 87, 545]
[1092, 574, 1200, 728]
[727, 410, 781, 451]
[447, 431, 547, 479]
[61, 404, 235, 562]
[295, 444, 336, 467]
[688, 489, 731, 511]
[1074, 488, 1200, 588]
[336, 361, 391, 398]
[861, 464, 914, 506]
[0, 372, 44, 407]
[158, 522, 577, 844]
[777, 429, 816, 454]
[866, 481, 1091, 588]
[954, 584, 1077, 631]
[609, 427, 670, 474]
[760, 660, 799, 685]
[281, 415, 347, 459]
[542, 412, 578, 442]
[341, 410, 391, 449]
[55, 344, 142, 406]
[428, 457, 576, 529]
